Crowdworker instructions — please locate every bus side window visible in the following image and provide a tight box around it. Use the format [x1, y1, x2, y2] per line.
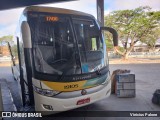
[91, 38, 97, 51]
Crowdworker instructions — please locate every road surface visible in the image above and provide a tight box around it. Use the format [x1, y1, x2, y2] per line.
[0, 63, 160, 120]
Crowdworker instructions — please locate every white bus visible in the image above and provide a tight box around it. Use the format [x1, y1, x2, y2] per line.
[9, 6, 118, 114]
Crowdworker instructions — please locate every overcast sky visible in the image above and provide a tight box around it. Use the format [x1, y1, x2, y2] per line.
[0, 0, 159, 37]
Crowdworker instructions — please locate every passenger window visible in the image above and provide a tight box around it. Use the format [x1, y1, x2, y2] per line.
[91, 38, 97, 50]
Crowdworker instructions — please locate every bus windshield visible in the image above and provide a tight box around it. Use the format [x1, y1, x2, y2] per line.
[28, 12, 105, 75]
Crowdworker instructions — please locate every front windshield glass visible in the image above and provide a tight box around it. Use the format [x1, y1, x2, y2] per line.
[28, 12, 105, 75]
[73, 17, 105, 73]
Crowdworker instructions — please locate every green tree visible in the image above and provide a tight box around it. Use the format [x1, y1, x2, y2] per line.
[105, 6, 160, 59]
[143, 28, 160, 50]
[0, 35, 13, 42]
[0, 35, 13, 55]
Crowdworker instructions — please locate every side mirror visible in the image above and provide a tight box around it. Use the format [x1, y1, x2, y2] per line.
[100, 27, 118, 47]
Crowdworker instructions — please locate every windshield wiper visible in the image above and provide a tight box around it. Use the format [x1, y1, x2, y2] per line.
[58, 73, 66, 81]
[58, 52, 78, 81]
[96, 68, 102, 75]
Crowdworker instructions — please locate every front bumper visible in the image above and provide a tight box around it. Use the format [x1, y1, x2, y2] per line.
[34, 83, 111, 115]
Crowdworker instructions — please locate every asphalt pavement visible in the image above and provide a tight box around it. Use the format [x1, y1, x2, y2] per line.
[0, 63, 160, 120]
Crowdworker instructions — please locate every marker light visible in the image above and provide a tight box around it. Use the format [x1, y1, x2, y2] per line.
[43, 104, 53, 110]
[33, 86, 60, 97]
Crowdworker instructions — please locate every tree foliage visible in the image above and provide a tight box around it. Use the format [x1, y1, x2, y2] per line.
[105, 6, 160, 59]
[0, 35, 13, 42]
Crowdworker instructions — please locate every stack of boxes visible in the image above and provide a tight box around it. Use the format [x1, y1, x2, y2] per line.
[116, 73, 136, 98]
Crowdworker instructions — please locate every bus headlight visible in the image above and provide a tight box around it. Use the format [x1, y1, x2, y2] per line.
[33, 86, 60, 97]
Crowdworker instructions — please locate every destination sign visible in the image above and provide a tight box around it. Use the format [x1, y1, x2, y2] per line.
[46, 16, 59, 22]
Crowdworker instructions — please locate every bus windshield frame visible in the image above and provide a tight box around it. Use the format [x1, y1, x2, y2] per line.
[27, 11, 108, 80]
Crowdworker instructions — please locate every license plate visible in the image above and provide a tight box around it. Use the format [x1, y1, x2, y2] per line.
[77, 98, 90, 105]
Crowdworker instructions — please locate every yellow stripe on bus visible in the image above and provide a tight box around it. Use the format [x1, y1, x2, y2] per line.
[42, 80, 88, 92]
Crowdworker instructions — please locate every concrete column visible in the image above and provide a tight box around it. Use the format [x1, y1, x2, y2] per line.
[97, 0, 104, 26]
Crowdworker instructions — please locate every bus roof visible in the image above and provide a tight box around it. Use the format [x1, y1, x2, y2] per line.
[24, 6, 94, 18]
